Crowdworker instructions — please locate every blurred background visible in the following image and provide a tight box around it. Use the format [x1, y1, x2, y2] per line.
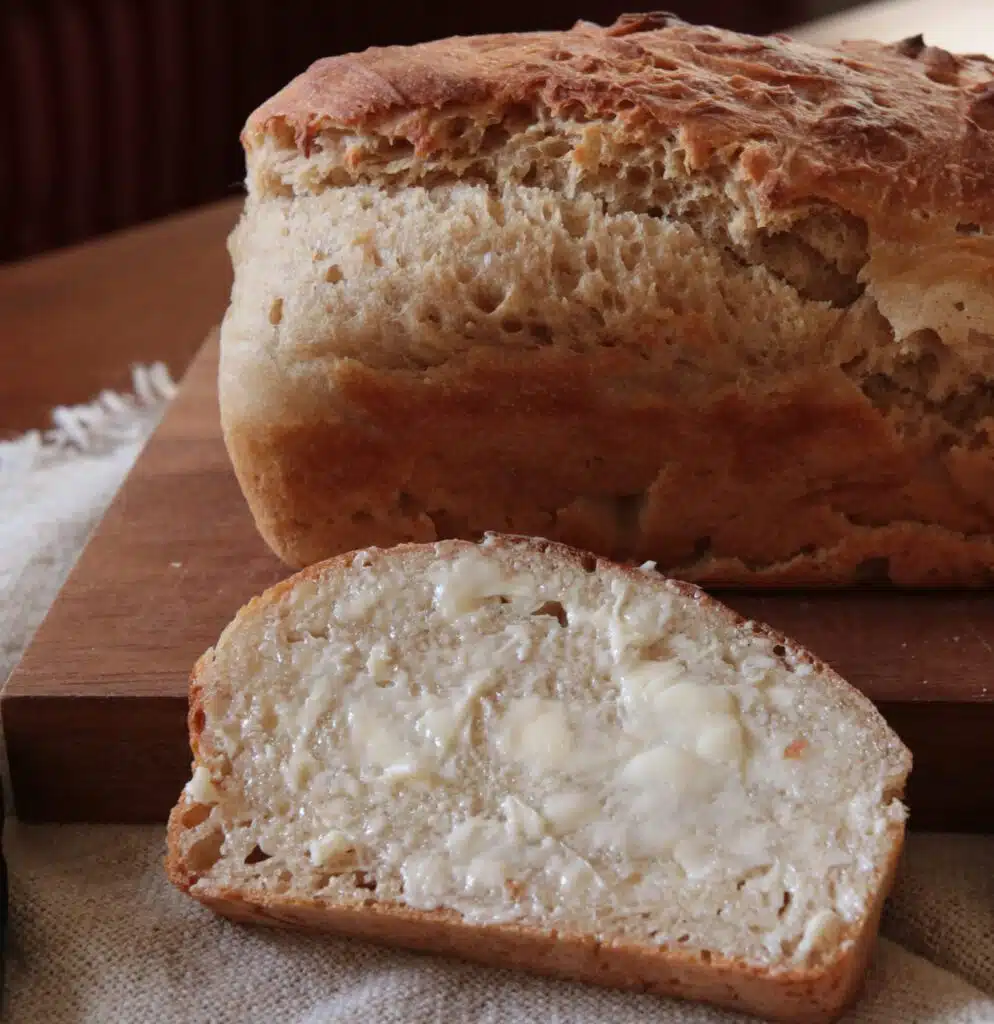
[3, 0, 865, 264]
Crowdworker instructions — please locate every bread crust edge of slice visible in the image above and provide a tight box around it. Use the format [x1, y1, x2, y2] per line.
[164, 533, 911, 1024]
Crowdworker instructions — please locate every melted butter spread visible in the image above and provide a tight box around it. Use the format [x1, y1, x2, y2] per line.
[186, 765, 220, 804]
[202, 543, 907, 967]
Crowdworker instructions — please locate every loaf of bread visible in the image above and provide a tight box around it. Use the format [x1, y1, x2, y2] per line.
[219, 14, 994, 585]
[167, 534, 911, 1022]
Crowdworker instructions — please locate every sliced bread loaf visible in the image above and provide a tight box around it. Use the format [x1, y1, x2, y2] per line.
[166, 534, 911, 1022]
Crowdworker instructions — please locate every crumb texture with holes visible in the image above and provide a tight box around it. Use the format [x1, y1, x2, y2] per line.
[219, 15, 994, 583]
[167, 535, 910, 1020]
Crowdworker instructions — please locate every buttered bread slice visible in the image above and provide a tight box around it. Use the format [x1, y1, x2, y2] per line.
[167, 534, 910, 1022]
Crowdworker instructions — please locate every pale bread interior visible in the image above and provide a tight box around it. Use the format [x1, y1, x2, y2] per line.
[173, 536, 909, 971]
[219, 118, 994, 580]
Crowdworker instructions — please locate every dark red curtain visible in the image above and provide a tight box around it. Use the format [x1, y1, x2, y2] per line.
[1, 0, 792, 262]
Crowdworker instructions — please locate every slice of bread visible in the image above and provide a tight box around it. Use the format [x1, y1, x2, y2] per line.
[166, 534, 911, 1022]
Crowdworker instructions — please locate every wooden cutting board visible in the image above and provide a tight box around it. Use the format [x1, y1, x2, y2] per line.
[5, 333, 994, 829]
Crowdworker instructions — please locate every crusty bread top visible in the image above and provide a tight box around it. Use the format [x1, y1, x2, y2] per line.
[243, 13, 994, 237]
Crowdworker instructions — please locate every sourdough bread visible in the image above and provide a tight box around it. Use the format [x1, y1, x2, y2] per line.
[219, 14, 994, 584]
[167, 534, 911, 1022]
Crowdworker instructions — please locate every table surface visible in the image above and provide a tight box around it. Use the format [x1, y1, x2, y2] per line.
[790, 0, 994, 51]
[1, 0, 991, 432]
[0, 199, 240, 434]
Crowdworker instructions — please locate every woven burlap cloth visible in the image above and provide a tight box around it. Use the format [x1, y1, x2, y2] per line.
[1, 370, 992, 1023]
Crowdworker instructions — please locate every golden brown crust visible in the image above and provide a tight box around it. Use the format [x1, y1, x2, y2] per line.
[245, 14, 994, 236]
[165, 857, 897, 1024]
[223, 18, 994, 585]
[222, 349, 994, 585]
[165, 535, 909, 1022]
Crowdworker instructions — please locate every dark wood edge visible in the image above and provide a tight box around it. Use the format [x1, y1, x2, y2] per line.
[3, 693, 190, 824]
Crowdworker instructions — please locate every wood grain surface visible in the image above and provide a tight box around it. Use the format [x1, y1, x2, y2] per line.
[4, 334, 994, 828]
[0, 199, 241, 434]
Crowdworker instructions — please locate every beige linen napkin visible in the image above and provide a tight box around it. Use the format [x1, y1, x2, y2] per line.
[1, 372, 992, 1023]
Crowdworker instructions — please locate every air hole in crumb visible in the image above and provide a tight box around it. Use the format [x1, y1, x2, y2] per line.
[245, 845, 271, 866]
[501, 317, 524, 333]
[268, 298, 283, 325]
[647, 205, 664, 218]
[354, 871, 378, 891]
[580, 553, 597, 573]
[325, 264, 343, 284]
[544, 138, 572, 160]
[555, 260, 582, 294]
[287, 626, 329, 643]
[180, 803, 212, 829]
[186, 828, 224, 873]
[447, 116, 472, 139]
[778, 890, 792, 919]
[954, 300, 965, 312]
[529, 323, 553, 345]
[621, 245, 641, 272]
[532, 601, 568, 627]
[772, 644, 786, 658]
[677, 934, 690, 943]
[374, 678, 395, 688]
[471, 284, 504, 314]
